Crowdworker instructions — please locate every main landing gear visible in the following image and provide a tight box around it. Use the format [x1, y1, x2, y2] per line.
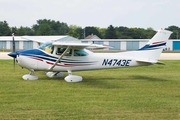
[64, 70, 82, 82]
[46, 70, 82, 82]
[22, 70, 82, 82]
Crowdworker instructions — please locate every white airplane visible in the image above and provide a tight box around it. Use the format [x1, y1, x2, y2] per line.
[8, 29, 172, 82]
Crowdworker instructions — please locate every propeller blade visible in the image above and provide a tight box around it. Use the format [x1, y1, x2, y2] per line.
[13, 58, 15, 71]
[12, 33, 16, 71]
[8, 51, 17, 71]
[12, 33, 15, 52]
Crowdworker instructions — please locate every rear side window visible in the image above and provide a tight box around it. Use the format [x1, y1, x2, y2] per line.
[74, 50, 88, 56]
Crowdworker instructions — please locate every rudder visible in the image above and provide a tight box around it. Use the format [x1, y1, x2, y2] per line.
[139, 29, 172, 51]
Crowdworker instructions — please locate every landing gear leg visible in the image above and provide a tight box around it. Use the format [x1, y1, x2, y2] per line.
[67, 70, 72, 75]
[46, 72, 64, 78]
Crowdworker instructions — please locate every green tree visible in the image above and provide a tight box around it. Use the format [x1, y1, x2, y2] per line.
[127, 28, 147, 39]
[145, 27, 156, 39]
[67, 25, 83, 38]
[115, 26, 132, 39]
[76, 27, 84, 39]
[11, 27, 18, 35]
[85, 26, 102, 38]
[36, 24, 52, 35]
[16, 26, 34, 36]
[165, 26, 180, 39]
[96, 27, 106, 39]
[115, 26, 155, 39]
[32, 19, 69, 35]
[105, 25, 117, 39]
[67, 30, 80, 38]
[0, 21, 11, 36]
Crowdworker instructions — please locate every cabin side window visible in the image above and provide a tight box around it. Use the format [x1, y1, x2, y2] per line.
[74, 49, 88, 56]
[55, 48, 88, 56]
[56, 48, 72, 56]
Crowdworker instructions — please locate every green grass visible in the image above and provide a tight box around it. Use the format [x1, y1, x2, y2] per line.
[0, 60, 180, 120]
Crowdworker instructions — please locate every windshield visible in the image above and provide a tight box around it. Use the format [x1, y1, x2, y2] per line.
[39, 42, 54, 53]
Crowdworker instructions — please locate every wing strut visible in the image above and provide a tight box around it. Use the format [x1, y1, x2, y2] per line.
[49, 46, 70, 71]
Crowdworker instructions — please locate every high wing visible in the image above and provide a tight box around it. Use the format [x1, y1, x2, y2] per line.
[53, 42, 112, 50]
[22, 35, 69, 44]
[52, 42, 91, 49]
[22, 35, 109, 49]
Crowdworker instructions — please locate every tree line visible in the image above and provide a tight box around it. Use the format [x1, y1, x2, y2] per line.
[0, 19, 179, 39]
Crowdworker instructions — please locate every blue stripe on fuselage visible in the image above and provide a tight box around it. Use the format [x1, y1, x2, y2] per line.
[18, 49, 94, 64]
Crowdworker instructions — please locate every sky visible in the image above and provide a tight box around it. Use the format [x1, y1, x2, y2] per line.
[0, 0, 180, 30]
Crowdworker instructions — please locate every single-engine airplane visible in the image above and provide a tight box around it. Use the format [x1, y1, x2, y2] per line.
[8, 29, 172, 82]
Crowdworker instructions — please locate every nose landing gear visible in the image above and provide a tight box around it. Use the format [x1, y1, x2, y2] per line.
[22, 69, 38, 80]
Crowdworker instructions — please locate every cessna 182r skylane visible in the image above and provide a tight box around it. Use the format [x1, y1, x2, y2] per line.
[8, 29, 172, 82]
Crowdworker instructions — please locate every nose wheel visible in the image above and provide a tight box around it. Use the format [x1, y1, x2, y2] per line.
[22, 69, 38, 80]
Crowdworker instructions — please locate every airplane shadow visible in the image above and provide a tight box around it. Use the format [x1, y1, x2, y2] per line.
[129, 75, 168, 81]
[80, 75, 169, 89]
[81, 79, 121, 89]
[37, 75, 120, 89]
[37, 72, 168, 89]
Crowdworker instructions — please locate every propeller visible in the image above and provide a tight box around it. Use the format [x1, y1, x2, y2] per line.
[12, 33, 16, 71]
[8, 33, 18, 72]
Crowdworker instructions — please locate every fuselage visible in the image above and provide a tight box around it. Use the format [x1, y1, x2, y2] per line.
[15, 48, 149, 72]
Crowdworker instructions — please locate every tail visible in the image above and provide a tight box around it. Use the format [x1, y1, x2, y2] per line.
[137, 29, 172, 61]
[119, 29, 172, 64]
[139, 29, 172, 51]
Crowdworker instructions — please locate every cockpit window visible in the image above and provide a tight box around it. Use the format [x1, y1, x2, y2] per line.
[56, 48, 72, 56]
[39, 42, 54, 54]
[74, 49, 88, 56]
[56, 48, 88, 56]
[39, 42, 88, 57]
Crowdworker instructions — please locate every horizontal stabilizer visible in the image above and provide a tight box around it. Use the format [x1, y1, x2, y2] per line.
[136, 59, 165, 65]
[156, 61, 165, 65]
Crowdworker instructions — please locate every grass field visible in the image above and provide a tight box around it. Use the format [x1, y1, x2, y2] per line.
[0, 60, 179, 119]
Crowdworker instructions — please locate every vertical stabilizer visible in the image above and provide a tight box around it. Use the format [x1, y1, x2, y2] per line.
[135, 29, 172, 61]
[139, 29, 172, 51]
[119, 29, 172, 62]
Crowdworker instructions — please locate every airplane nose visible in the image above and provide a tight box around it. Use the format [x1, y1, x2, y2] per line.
[8, 52, 17, 58]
